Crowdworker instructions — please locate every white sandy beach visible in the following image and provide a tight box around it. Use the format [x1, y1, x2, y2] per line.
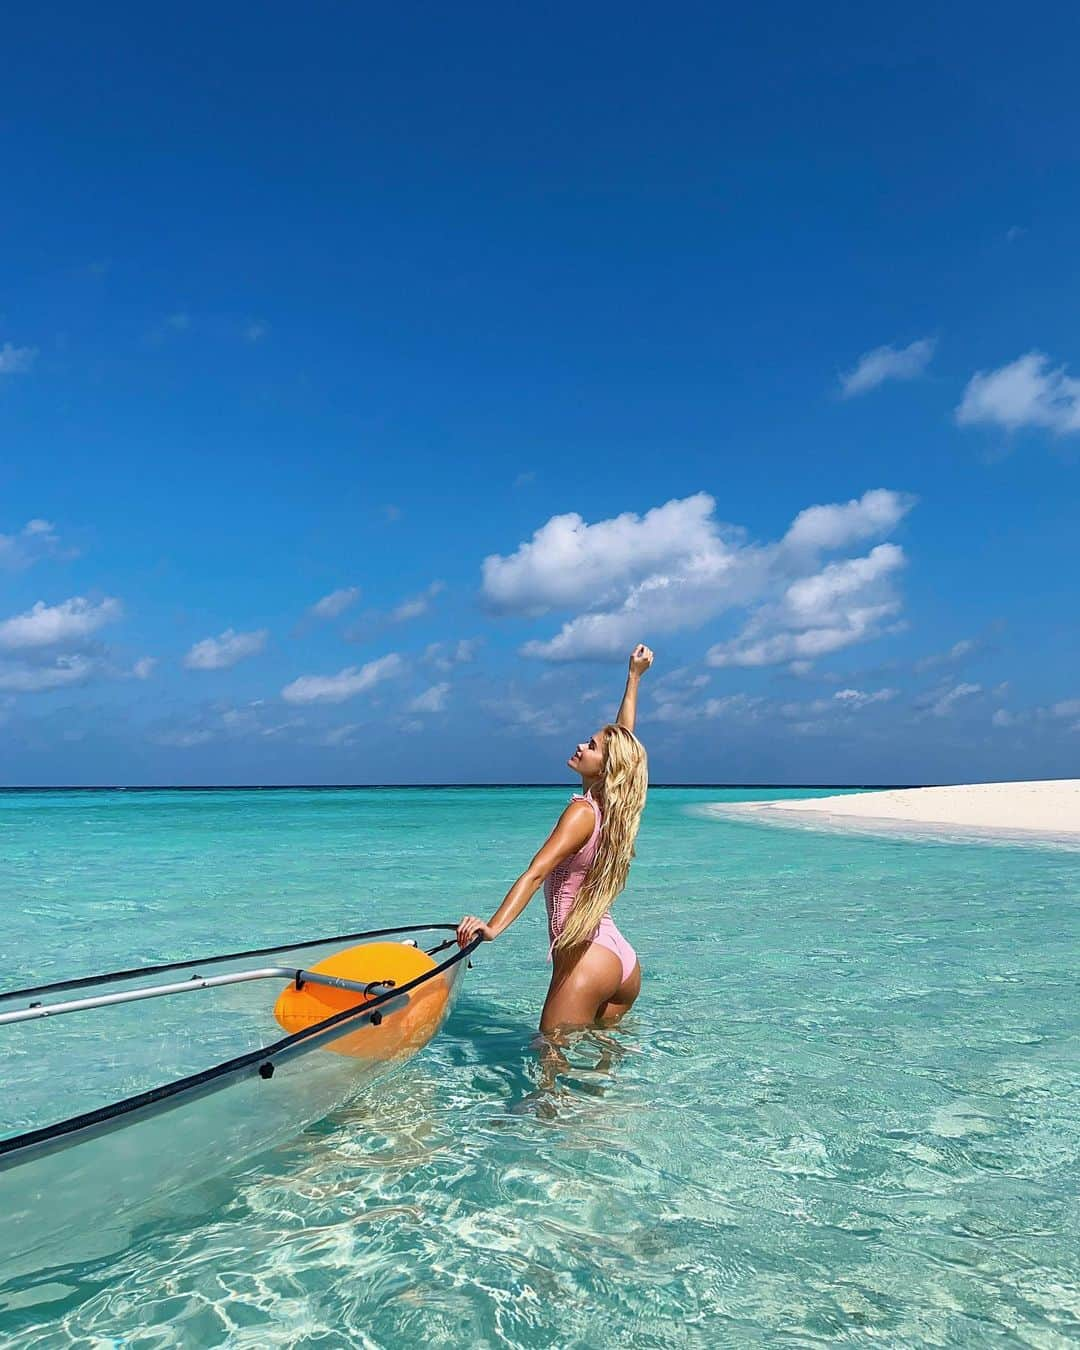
[713, 779, 1080, 838]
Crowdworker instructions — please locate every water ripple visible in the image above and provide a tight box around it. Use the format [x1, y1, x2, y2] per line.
[2, 787, 1078, 1346]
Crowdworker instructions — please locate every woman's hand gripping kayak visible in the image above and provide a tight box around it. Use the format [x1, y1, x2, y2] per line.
[457, 915, 496, 947]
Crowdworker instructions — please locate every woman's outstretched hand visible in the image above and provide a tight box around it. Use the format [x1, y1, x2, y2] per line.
[629, 643, 654, 676]
[457, 915, 496, 947]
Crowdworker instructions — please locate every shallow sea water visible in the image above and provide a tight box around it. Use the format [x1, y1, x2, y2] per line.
[2, 786, 1078, 1347]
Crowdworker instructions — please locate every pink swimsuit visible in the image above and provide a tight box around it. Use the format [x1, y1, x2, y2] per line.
[544, 791, 638, 984]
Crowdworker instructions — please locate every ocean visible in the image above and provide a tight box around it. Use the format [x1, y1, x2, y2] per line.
[2, 786, 1078, 1347]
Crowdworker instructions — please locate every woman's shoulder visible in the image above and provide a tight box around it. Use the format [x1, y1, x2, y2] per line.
[560, 793, 598, 822]
[556, 795, 598, 847]
[567, 791, 601, 819]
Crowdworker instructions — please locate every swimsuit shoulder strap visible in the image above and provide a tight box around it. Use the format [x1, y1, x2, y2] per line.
[571, 792, 602, 837]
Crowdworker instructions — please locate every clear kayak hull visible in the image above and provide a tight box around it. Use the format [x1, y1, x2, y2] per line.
[0, 925, 474, 1281]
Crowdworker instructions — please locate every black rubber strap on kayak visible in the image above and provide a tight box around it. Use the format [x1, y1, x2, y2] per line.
[425, 937, 460, 956]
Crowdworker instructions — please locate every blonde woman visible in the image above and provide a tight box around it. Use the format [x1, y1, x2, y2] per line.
[457, 644, 653, 1034]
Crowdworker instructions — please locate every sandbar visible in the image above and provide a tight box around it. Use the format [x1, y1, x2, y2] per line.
[708, 779, 1080, 840]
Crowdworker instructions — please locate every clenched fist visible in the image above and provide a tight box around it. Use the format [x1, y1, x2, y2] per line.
[629, 644, 654, 677]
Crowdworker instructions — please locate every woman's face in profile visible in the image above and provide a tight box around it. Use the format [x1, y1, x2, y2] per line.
[568, 729, 604, 777]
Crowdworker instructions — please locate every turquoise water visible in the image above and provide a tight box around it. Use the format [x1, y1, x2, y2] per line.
[2, 786, 1078, 1347]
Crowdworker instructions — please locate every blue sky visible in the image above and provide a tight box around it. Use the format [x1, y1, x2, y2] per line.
[2, 2, 1078, 785]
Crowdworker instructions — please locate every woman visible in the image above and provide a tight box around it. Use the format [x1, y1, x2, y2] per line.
[457, 643, 653, 1034]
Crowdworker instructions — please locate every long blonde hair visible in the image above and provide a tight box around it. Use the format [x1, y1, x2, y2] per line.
[553, 723, 648, 952]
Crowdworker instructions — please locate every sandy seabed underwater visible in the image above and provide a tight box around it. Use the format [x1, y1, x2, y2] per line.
[2, 786, 1079, 1348]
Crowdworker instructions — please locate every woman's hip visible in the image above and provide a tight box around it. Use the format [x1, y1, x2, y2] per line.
[588, 925, 637, 985]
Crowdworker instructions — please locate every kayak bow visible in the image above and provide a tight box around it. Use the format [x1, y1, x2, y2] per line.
[0, 923, 478, 1278]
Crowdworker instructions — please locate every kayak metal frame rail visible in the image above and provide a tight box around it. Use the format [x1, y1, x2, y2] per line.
[0, 923, 480, 1169]
[0, 923, 465, 1005]
[0, 967, 397, 1027]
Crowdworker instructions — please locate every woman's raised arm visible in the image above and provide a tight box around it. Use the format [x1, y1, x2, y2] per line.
[615, 644, 654, 733]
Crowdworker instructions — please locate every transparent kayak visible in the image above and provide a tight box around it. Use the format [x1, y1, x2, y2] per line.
[0, 924, 476, 1280]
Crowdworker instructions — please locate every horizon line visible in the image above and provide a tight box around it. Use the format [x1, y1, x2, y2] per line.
[0, 782, 924, 792]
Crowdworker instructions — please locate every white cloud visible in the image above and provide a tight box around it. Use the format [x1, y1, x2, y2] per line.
[833, 687, 898, 708]
[647, 666, 713, 722]
[310, 587, 360, 620]
[131, 656, 157, 680]
[319, 723, 364, 747]
[221, 707, 252, 728]
[260, 720, 302, 738]
[707, 544, 906, 669]
[155, 728, 214, 748]
[423, 638, 480, 670]
[153, 701, 303, 747]
[0, 596, 122, 650]
[184, 627, 268, 671]
[788, 719, 832, 737]
[483, 493, 726, 617]
[0, 654, 99, 693]
[0, 519, 63, 570]
[708, 614, 898, 670]
[391, 581, 445, 622]
[0, 343, 38, 375]
[915, 638, 977, 674]
[784, 544, 905, 623]
[928, 682, 982, 717]
[839, 339, 935, 398]
[779, 687, 898, 719]
[282, 652, 404, 705]
[409, 682, 450, 714]
[657, 683, 900, 729]
[956, 351, 1080, 434]
[702, 693, 764, 720]
[990, 697, 1078, 730]
[651, 686, 763, 724]
[489, 490, 913, 666]
[481, 693, 566, 737]
[510, 503, 767, 661]
[345, 584, 447, 642]
[651, 666, 710, 704]
[782, 489, 915, 553]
